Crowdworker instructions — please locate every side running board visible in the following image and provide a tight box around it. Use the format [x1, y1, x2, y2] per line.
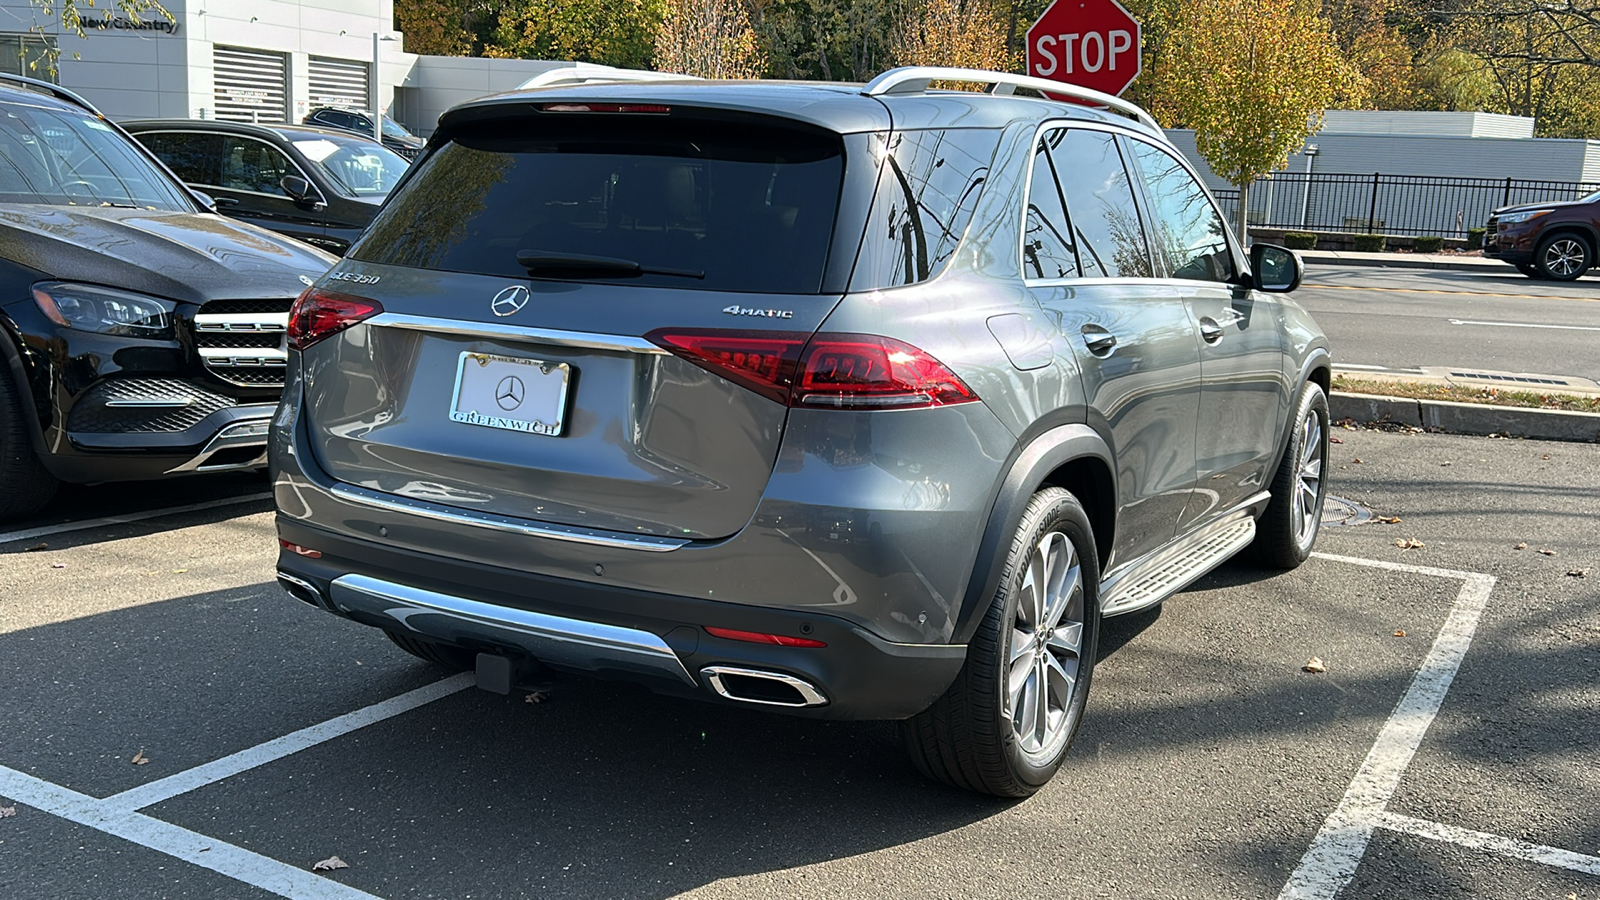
[1099, 516, 1257, 617]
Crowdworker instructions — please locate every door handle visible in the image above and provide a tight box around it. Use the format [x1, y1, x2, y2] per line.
[1080, 324, 1117, 355]
[211, 196, 240, 207]
[1198, 317, 1225, 344]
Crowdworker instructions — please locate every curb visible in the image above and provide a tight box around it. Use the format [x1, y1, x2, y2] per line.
[1330, 392, 1600, 443]
[1300, 252, 1502, 272]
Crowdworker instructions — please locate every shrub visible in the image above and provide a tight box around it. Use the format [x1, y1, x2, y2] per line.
[1466, 227, 1486, 251]
[1353, 234, 1388, 252]
[1413, 235, 1444, 253]
[1283, 231, 1317, 250]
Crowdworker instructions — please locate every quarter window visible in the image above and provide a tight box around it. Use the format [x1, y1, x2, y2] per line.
[1126, 139, 1234, 283]
[1023, 131, 1079, 280]
[1048, 129, 1153, 278]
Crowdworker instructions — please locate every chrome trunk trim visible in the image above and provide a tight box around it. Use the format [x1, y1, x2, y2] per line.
[329, 483, 690, 552]
[329, 574, 697, 686]
[367, 312, 668, 355]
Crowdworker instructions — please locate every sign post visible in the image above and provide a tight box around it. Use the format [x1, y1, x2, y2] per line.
[1025, 0, 1142, 98]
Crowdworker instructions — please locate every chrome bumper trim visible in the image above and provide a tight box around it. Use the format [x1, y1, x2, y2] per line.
[164, 418, 272, 474]
[329, 483, 690, 552]
[701, 665, 829, 708]
[329, 574, 697, 686]
[368, 312, 668, 355]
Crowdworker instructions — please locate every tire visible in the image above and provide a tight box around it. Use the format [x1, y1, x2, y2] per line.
[384, 630, 474, 670]
[1534, 232, 1591, 281]
[901, 487, 1100, 798]
[0, 359, 57, 522]
[1515, 262, 1545, 279]
[1252, 381, 1329, 569]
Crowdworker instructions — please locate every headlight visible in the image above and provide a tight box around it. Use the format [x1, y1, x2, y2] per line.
[1497, 209, 1552, 225]
[32, 282, 176, 338]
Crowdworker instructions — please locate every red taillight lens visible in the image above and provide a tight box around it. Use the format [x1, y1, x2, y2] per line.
[796, 334, 977, 409]
[647, 329, 977, 410]
[287, 287, 383, 351]
[278, 539, 322, 559]
[646, 329, 809, 404]
[704, 626, 827, 648]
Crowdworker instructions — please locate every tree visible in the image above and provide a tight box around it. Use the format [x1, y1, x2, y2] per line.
[655, 0, 766, 77]
[395, 0, 511, 57]
[1149, 0, 1365, 243]
[755, 0, 896, 81]
[890, 0, 1016, 72]
[19, 0, 172, 74]
[488, 0, 664, 69]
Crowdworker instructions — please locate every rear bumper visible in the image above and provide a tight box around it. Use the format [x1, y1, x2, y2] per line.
[275, 518, 967, 720]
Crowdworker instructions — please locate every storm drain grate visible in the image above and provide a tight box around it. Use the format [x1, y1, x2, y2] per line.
[1448, 372, 1569, 386]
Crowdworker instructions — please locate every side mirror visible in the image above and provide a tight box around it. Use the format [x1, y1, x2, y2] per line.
[280, 174, 325, 208]
[1250, 243, 1303, 293]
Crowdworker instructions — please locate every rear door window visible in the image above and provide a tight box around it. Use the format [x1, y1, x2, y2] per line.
[136, 131, 224, 185]
[1048, 128, 1153, 278]
[851, 128, 1000, 290]
[350, 116, 845, 294]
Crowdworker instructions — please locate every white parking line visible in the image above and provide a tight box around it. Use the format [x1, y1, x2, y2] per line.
[102, 673, 474, 813]
[1279, 552, 1498, 900]
[1448, 318, 1600, 332]
[1374, 812, 1600, 877]
[0, 494, 272, 545]
[0, 766, 381, 900]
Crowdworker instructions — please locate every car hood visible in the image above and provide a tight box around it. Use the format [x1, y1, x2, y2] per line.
[0, 205, 334, 303]
[385, 134, 425, 150]
[1493, 198, 1592, 216]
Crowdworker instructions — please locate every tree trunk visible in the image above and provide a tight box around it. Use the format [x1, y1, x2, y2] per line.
[1236, 179, 1251, 248]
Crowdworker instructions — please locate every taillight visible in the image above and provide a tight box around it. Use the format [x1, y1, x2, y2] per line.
[278, 539, 322, 559]
[287, 287, 383, 351]
[704, 626, 827, 648]
[647, 329, 978, 410]
[539, 103, 671, 114]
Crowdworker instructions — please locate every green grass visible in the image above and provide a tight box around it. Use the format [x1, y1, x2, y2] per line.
[1332, 376, 1600, 413]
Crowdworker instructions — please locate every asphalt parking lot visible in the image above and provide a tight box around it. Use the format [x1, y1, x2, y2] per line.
[1, 425, 1595, 900]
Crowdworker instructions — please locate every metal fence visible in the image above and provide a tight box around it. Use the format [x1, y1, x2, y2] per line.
[1211, 173, 1600, 238]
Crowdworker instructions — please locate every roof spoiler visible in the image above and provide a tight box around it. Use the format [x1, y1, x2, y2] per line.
[518, 64, 700, 91]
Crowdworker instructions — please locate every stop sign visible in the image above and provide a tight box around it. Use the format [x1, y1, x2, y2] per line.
[1026, 0, 1142, 98]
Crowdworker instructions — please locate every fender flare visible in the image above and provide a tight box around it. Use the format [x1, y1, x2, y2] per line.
[0, 308, 51, 459]
[1264, 347, 1333, 489]
[951, 422, 1115, 645]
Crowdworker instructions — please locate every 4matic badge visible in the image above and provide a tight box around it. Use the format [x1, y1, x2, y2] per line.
[722, 305, 793, 319]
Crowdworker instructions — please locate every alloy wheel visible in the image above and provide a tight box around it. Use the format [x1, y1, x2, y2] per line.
[1292, 409, 1325, 544]
[1542, 238, 1588, 278]
[1007, 531, 1085, 761]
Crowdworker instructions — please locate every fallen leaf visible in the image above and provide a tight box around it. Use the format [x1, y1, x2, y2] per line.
[0, 805, 15, 818]
[1352, 457, 1364, 464]
[131, 750, 149, 766]
[1440, 461, 1453, 466]
[1375, 515, 1401, 524]
[1302, 657, 1327, 674]
[1568, 569, 1589, 579]
[1395, 537, 1425, 550]
[1393, 630, 1407, 637]
[1542, 454, 1551, 461]
[312, 856, 350, 872]
[1329, 436, 1344, 444]
[1538, 548, 1555, 556]
[50, 563, 66, 569]
[1513, 542, 1527, 550]
[23, 542, 47, 552]
[524, 691, 550, 704]
[172, 569, 188, 574]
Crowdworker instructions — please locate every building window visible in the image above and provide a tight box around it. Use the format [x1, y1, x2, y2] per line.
[0, 33, 59, 83]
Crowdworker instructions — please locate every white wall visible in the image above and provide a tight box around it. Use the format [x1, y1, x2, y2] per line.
[398, 56, 571, 135]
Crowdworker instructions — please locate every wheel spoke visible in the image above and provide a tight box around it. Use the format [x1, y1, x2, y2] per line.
[1043, 651, 1077, 709]
[1016, 666, 1043, 747]
[1009, 626, 1033, 665]
[1008, 651, 1032, 706]
[1047, 621, 1083, 656]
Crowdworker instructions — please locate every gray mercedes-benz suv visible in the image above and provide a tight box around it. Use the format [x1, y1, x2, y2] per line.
[272, 67, 1331, 797]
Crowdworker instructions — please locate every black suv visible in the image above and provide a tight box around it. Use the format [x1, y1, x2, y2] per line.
[302, 106, 425, 160]
[123, 119, 410, 256]
[0, 75, 334, 520]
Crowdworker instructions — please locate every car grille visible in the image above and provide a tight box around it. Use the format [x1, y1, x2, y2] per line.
[392, 146, 421, 161]
[194, 298, 294, 388]
[67, 378, 235, 433]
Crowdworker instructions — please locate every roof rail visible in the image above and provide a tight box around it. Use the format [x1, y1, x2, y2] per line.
[0, 72, 99, 114]
[519, 64, 700, 90]
[861, 67, 1161, 133]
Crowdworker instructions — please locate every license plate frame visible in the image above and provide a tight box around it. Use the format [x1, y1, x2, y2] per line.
[448, 351, 571, 437]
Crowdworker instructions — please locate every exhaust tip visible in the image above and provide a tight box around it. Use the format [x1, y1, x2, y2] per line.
[277, 572, 328, 609]
[701, 665, 827, 708]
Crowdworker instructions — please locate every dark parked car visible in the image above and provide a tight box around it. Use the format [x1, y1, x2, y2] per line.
[301, 106, 425, 160]
[272, 67, 1331, 797]
[1485, 189, 1599, 280]
[123, 120, 410, 256]
[0, 75, 334, 520]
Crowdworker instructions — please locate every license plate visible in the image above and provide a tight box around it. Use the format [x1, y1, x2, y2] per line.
[449, 352, 571, 436]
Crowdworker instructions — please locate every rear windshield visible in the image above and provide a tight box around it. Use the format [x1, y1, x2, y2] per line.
[350, 116, 844, 293]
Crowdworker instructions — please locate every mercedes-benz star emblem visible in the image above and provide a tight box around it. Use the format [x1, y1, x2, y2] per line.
[490, 285, 530, 317]
[495, 375, 526, 411]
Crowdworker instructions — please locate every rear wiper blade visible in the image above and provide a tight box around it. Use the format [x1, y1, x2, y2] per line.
[516, 250, 704, 280]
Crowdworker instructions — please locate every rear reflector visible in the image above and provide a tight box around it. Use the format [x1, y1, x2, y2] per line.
[647, 329, 977, 410]
[539, 103, 671, 114]
[278, 539, 322, 559]
[287, 287, 383, 351]
[704, 626, 827, 648]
